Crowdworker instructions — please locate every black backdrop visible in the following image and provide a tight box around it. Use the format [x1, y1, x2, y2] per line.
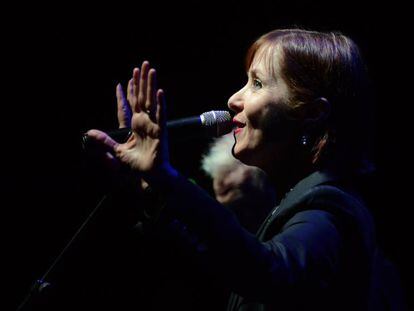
[4, 2, 412, 309]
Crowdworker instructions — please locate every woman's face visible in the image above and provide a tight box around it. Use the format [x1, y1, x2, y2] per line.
[227, 47, 294, 170]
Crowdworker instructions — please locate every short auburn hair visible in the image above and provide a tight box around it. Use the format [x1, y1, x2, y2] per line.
[246, 29, 374, 172]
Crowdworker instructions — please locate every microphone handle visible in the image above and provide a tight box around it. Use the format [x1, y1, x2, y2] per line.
[82, 116, 205, 149]
[166, 116, 201, 128]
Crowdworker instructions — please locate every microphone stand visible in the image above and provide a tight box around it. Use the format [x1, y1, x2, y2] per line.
[16, 193, 110, 310]
[18, 113, 228, 309]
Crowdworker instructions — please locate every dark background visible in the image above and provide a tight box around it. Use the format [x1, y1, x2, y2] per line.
[4, 1, 412, 309]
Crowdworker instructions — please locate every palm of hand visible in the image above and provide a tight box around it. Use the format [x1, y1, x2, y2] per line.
[117, 111, 164, 173]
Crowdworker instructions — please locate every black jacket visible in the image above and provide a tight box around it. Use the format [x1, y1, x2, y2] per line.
[143, 169, 403, 310]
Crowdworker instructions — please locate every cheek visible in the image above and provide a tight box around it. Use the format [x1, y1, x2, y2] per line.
[259, 104, 298, 141]
[244, 103, 267, 129]
[244, 93, 281, 131]
[241, 123, 265, 145]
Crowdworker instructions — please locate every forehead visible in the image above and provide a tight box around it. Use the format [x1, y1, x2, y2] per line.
[250, 43, 283, 78]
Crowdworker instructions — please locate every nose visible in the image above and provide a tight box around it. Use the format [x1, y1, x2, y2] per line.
[227, 87, 245, 113]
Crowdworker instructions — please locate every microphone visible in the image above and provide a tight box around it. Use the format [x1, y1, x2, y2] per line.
[82, 110, 233, 148]
[166, 110, 232, 134]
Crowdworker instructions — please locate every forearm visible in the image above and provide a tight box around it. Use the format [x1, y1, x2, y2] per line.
[141, 168, 292, 299]
[140, 168, 345, 302]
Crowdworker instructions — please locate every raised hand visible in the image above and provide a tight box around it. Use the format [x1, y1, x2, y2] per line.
[87, 61, 170, 177]
[116, 61, 169, 173]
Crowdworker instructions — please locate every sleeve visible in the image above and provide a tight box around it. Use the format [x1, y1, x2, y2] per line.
[142, 172, 345, 302]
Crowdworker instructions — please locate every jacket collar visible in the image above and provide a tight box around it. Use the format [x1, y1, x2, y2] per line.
[278, 169, 340, 211]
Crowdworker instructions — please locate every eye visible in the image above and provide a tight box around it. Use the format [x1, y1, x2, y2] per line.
[252, 78, 263, 89]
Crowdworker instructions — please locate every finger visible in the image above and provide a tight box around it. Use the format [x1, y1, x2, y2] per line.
[146, 68, 157, 117]
[127, 78, 133, 105]
[132, 68, 141, 113]
[156, 89, 166, 127]
[139, 60, 150, 112]
[116, 83, 132, 128]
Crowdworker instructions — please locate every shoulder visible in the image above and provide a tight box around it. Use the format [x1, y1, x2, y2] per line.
[277, 183, 367, 221]
[301, 184, 366, 216]
[276, 168, 375, 226]
[262, 182, 376, 249]
[289, 185, 374, 234]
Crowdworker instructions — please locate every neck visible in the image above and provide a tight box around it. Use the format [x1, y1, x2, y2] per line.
[264, 145, 315, 202]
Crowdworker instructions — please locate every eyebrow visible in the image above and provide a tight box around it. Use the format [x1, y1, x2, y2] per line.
[248, 69, 265, 78]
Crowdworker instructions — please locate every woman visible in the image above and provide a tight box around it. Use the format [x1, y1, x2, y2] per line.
[86, 29, 395, 310]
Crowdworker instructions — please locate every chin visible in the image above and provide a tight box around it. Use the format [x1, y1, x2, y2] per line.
[236, 149, 268, 173]
[232, 146, 253, 166]
[233, 134, 259, 164]
[231, 143, 244, 161]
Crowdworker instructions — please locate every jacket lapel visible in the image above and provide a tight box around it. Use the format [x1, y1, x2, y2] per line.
[256, 170, 340, 241]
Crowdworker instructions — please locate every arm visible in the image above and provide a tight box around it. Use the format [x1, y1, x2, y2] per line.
[149, 172, 344, 302]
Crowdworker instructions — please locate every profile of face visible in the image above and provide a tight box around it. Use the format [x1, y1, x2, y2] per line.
[213, 164, 257, 206]
[227, 46, 296, 170]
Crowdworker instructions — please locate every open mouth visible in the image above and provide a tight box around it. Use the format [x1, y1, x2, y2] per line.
[233, 118, 245, 135]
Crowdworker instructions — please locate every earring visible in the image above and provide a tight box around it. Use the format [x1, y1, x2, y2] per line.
[301, 135, 309, 146]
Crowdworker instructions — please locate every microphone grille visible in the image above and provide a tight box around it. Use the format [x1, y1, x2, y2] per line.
[201, 110, 231, 126]
[200, 110, 232, 136]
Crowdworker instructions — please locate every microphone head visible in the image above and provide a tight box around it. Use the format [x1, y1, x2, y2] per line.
[200, 110, 233, 136]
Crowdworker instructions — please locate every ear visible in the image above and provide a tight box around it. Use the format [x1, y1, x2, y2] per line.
[303, 97, 331, 124]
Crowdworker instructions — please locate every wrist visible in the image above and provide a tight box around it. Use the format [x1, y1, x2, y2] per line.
[144, 164, 179, 190]
[139, 164, 179, 224]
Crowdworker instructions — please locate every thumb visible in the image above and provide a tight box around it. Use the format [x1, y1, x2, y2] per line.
[86, 129, 119, 153]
